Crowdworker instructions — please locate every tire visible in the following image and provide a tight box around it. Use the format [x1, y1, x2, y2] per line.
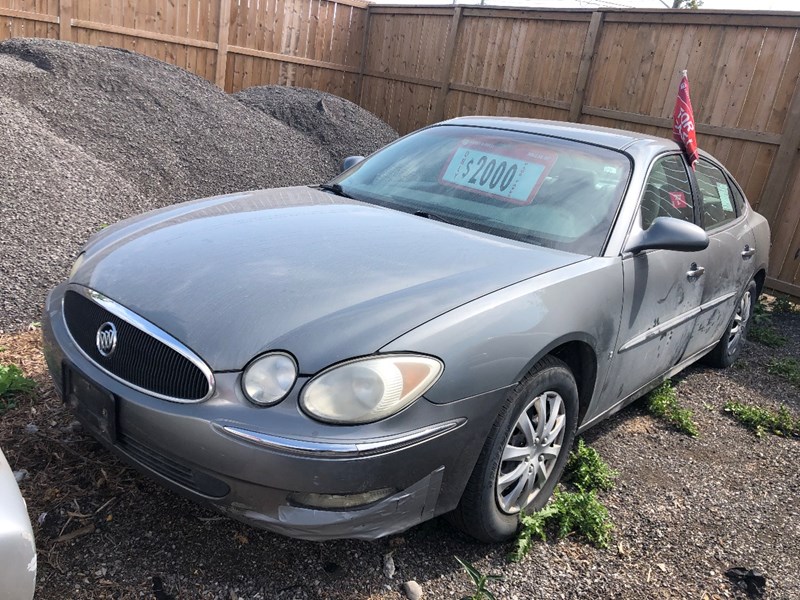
[448, 355, 579, 543]
[703, 280, 757, 368]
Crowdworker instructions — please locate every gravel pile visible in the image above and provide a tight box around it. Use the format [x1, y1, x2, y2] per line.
[0, 94, 148, 333]
[0, 39, 397, 332]
[235, 85, 398, 167]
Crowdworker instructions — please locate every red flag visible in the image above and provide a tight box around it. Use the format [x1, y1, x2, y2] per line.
[672, 70, 699, 168]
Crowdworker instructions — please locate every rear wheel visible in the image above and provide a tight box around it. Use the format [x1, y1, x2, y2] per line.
[704, 280, 757, 368]
[449, 356, 578, 542]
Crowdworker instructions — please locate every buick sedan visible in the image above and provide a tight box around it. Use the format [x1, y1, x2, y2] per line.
[43, 117, 769, 542]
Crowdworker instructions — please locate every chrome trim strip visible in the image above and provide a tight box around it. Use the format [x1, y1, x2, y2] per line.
[618, 308, 701, 353]
[219, 418, 466, 458]
[699, 291, 737, 313]
[63, 284, 216, 403]
[618, 291, 736, 353]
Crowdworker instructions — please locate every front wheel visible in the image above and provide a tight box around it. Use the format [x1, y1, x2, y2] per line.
[703, 280, 757, 368]
[449, 356, 578, 542]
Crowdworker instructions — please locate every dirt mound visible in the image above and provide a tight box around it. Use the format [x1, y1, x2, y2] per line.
[235, 85, 398, 167]
[0, 39, 376, 332]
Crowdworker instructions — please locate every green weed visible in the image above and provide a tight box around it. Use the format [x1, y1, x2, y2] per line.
[772, 295, 797, 314]
[767, 358, 800, 387]
[749, 324, 787, 348]
[0, 364, 35, 413]
[724, 401, 799, 438]
[512, 488, 612, 560]
[455, 556, 503, 600]
[512, 440, 616, 560]
[752, 298, 770, 326]
[566, 439, 617, 492]
[646, 381, 699, 437]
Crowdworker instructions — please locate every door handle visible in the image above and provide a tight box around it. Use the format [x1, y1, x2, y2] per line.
[687, 263, 705, 279]
[741, 245, 756, 259]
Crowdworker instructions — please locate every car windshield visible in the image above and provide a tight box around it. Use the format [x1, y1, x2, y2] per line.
[331, 125, 631, 256]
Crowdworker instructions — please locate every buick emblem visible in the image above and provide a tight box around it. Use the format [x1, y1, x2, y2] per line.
[96, 322, 118, 357]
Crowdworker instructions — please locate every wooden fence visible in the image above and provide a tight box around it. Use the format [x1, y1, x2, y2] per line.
[0, 0, 368, 101]
[1, 1, 799, 296]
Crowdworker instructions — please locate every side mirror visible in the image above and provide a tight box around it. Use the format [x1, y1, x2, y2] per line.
[340, 156, 365, 173]
[626, 217, 709, 255]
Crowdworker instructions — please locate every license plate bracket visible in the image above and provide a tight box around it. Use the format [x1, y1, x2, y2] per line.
[64, 366, 118, 443]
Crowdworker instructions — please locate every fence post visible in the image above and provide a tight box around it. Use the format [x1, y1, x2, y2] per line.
[432, 6, 462, 123]
[59, 0, 72, 41]
[355, 7, 372, 106]
[569, 10, 603, 123]
[215, 0, 232, 89]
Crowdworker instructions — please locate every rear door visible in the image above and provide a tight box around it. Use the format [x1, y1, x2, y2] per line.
[682, 158, 756, 358]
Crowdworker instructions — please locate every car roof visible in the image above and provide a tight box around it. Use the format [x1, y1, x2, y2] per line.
[438, 116, 680, 153]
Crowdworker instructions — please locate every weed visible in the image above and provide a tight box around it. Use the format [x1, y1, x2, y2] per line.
[752, 298, 771, 326]
[749, 324, 787, 348]
[566, 439, 617, 492]
[0, 364, 35, 398]
[767, 358, 800, 387]
[772, 295, 796, 314]
[724, 401, 799, 438]
[512, 488, 612, 560]
[455, 556, 503, 600]
[0, 364, 35, 413]
[646, 381, 699, 437]
[512, 441, 616, 560]
[750, 295, 795, 347]
[512, 503, 556, 560]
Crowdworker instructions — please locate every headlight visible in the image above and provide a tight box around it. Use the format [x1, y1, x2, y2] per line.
[242, 352, 297, 406]
[300, 355, 443, 424]
[69, 252, 86, 279]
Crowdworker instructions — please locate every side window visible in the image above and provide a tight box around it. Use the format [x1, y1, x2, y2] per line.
[729, 179, 747, 216]
[695, 159, 737, 230]
[640, 155, 695, 230]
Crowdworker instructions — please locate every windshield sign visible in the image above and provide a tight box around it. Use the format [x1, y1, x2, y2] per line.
[439, 140, 558, 205]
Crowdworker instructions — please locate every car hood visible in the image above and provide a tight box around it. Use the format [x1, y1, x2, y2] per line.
[73, 187, 586, 372]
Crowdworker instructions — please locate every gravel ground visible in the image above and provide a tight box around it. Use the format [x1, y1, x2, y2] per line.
[0, 39, 396, 333]
[235, 86, 398, 167]
[1, 307, 797, 600]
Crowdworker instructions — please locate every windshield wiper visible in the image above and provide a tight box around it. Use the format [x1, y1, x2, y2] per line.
[318, 183, 355, 199]
[413, 210, 455, 225]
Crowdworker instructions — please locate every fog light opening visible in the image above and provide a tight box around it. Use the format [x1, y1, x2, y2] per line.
[288, 488, 396, 510]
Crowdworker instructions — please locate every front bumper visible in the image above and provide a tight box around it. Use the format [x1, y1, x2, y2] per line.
[43, 283, 507, 540]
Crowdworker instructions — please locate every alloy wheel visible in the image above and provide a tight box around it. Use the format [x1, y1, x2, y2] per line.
[727, 289, 753, 354]
[495, 390, 566, 514]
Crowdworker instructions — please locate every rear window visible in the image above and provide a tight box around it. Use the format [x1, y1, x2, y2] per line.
[332, 125, 631, 256]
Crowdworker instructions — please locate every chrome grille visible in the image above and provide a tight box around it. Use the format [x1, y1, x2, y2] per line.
[63, 288, 212, 402]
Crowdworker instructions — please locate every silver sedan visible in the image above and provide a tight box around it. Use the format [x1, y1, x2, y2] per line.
[43, 117, 769, 541]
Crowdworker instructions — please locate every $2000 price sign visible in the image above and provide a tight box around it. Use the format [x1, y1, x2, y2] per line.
[440, 143, 554, 204]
